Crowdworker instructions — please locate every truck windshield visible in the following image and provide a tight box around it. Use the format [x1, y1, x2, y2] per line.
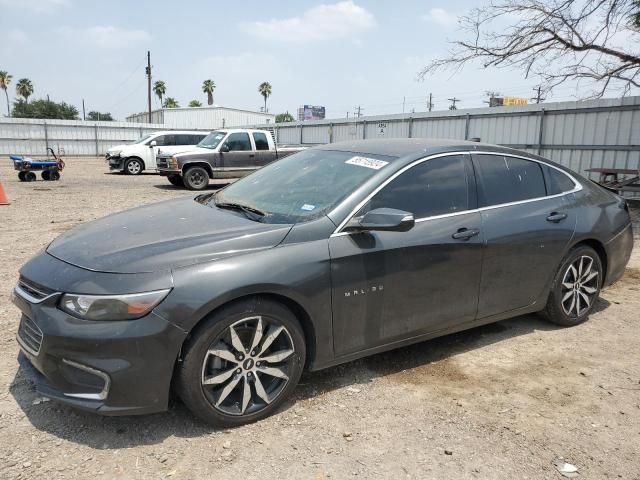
[198, 131, 226, 149]
[206, 149, 396, 223]
[132, 133, 155, 145]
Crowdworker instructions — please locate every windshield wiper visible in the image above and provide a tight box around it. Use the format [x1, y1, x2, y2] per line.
[214, 200, 267, 221]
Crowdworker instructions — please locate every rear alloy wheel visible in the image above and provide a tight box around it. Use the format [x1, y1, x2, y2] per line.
[177, 299, 305, 426]
[125, 158, 143, 175]
[543, 246, 602, 326]
[183, 166, 209, 190]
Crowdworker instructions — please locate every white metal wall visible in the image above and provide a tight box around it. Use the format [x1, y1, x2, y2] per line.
[127, 107, 275, 130]
[0, 118, 168, 156]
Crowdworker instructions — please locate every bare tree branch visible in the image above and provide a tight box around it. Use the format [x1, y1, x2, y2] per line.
[419, 0, 640, 98]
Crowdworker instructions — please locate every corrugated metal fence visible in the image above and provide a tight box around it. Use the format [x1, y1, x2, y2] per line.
[0, 118, 172, 156]
[251, 96, 640, 181]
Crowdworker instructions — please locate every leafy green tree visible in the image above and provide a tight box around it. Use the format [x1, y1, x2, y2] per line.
[0, 71, 12, 117]
[12, 98, 79, 119]
[87, 111, 114, 121]
[153, 80, 166, 106]
[276, 111, 294, 123]
[202, 79, 216, 105]
[189, 100, 202, 107]
[16, 78, 33, 103]
[258, 82, 272, 112]
[163, 97, 179, 108]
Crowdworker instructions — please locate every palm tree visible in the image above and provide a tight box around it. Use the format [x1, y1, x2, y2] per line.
[0, 71, 12, 117]
[16, 78, 33, 103]
[258, 82, 272, 113]
[153, 80, 166, 107]
[189, 100, 202, 107]
[163, 97, 179, 108]
[202, 79, 216, 105]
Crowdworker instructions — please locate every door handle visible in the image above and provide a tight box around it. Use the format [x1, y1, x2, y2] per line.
[249, 154, 255, 158]
[546, 212, 567, 223]
[452, 228, 480, 240]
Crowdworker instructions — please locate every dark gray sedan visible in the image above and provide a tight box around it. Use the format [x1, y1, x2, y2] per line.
[13, 139, 633, 426]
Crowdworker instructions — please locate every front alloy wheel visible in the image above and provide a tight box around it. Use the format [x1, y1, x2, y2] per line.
[177, 299, 305, 426]
[125, 158, 143, 175]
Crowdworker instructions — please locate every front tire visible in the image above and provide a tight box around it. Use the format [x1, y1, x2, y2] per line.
[183, 166, 210, 190]
[542, 245, 603, 326]
[176, 298, 306, 427]
[124, 158, 143, 175]
[168, 174, 183, 187]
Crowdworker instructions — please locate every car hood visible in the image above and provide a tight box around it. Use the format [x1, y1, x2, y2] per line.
[174, 146, 217, 157]
[107, 144, 129, 154]
[47, 196, 293, 274]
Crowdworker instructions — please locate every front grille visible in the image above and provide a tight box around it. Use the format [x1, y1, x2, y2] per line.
[18, 277, 54, 302]
[18, 317, 43, 356]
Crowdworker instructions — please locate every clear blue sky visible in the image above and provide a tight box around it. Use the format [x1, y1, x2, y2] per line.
[0, 0, 632, 120]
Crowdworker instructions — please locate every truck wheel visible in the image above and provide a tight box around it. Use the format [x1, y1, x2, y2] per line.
[168, 175, 184, 187]
[50, 171, 61, 181]
[183, 166, 210, 190]
[25, 172, 37, 182]
[125, 158, 143, 175]
[18, 172, 26, 181]
[42, 170, 51, 181]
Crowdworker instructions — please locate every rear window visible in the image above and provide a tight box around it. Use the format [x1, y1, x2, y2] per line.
[474, 154, 546, 207]
[547, 167, 576, 194]
[253, 132, 270, 151]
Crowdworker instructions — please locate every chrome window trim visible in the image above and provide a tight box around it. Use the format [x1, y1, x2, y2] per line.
[330, 150, 582, 237]
[62, 359, 111, 401]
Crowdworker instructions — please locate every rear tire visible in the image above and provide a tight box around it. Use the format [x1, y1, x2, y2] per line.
[42, 170, 50, 181]
[168, 175, 183, 187]
[50, 171, 61, 181]
[176, 298, 306, 427]
[542, 245, 603, 326]
[183, 166, 210, 191]
[25, 172, 37, 182]
[18, 172, 26, 182]
[124, 158, 143, 175]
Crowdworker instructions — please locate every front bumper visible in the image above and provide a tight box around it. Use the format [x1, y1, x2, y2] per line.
[106, 155, 124, 171]
[12, 278, 186, 416]
[157, 167, 180, 177]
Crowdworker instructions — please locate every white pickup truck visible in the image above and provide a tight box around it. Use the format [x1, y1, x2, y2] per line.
[156, 129, 307, 190]
[105, 130, 208, 175]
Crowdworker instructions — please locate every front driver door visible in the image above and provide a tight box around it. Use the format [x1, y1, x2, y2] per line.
[329, 154, 484, 356]
[220, 132, 255, 176]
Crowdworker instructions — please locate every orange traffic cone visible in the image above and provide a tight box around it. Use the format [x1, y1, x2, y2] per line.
[0, 180, 10, 205]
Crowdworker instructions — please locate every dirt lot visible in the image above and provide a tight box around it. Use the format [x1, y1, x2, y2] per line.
[0, 157, 639, 480]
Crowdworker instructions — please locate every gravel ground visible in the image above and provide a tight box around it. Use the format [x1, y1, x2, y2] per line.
[0, 157, 639, 480]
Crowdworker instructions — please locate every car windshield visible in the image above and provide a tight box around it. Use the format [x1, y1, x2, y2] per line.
[198, 131, 227, 149]
[204, 149, 396, 223]
[132, 133, 155, 145]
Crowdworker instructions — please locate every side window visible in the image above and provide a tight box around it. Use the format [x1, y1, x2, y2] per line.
[193, 134, 207, 144]
[362, 155, 469, 218]
[547, 167, 576, 195]
[175, 134, 191, 145]
[253, 132, 270, 151]
[474, 155, 546, 207]
[161, 135, 177, 146]
[225, 132, 252, 151]
[153, 135, 166, 146]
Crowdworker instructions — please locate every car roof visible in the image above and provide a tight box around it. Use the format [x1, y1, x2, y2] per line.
[152, 130, 209, 135]
[315, 138, 522, 160]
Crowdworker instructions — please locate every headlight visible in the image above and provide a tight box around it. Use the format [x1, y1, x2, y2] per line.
[169, 157, 178, 169]
[59, 289, 171, 321]
[109, 150, 121, 157]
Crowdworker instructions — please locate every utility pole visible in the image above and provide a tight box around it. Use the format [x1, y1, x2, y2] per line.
[346, 112, 349, 119]
[531, 86, 545, 104]
[447, 97, 460, 110]
[146, 50, 152, 122]
[82, 99, 86, 120]
[402, 96, 406, 114]
[427, 93, 434, 112]
[354, 105, 363, 118]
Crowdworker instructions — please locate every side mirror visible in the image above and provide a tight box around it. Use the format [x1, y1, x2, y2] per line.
[220, 144, 230, 153]
[345, 208, 415, 233]
[149, 140, 157, 147]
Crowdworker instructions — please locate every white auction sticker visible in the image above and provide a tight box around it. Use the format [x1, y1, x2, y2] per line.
[345, 156, 389, 170]
[301, 204, 316, 211]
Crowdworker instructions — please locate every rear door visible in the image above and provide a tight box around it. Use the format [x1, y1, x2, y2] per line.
[472, 153, 577, 318]
[252, 132, 277, 167]
[220, 132, 254, 176]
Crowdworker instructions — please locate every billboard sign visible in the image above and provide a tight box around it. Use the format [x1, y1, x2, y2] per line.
[503, 96, 529, 106]
[301, 105, 326, 120]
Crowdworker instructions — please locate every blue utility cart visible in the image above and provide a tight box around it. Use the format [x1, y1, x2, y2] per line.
[11, 148, 65, 182]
